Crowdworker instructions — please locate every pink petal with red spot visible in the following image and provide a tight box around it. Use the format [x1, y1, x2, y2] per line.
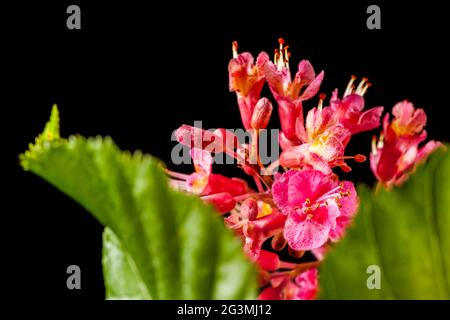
[284, 203, 339, 251]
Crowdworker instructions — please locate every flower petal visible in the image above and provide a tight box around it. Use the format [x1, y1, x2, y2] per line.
[284, 206, 334, 251]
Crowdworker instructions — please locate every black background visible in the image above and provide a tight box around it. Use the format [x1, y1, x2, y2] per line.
[4, 1, 450, 300]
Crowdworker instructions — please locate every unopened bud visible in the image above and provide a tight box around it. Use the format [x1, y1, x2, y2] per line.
[202, 193, 236, 214]
[251, 98, 273, 129]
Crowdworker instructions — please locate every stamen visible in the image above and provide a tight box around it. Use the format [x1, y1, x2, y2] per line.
[165, 169, 190, 180]
[360, 82, 372, 96]
[169, 179, 188, 191]
[274, 49, 280, 66]
[284, 45, 290, 69]
[354, 154, 367, 162]
[355, 77, 368, 93]
[318, 93, 326, 111]
[274, 38, 289, 70]
[344, 75, 357, 96]
[377, 134, 384, 149]
[315, 185, 342, 203]
[232, 41, 238, 59]
[371, 135, 378, 155]
[337, 154, 367, 162]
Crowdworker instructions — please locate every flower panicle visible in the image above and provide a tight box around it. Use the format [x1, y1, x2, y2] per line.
[167, 39, 442, 300]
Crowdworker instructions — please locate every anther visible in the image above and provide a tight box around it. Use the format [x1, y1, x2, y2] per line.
[354, 154, 367, 162]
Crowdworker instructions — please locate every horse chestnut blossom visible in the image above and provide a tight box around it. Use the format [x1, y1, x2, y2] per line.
[167, 39, 441, 300]
[370, 101, 442, 188]
[272, 170, 358, 251]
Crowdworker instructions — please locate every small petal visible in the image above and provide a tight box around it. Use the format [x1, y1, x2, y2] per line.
[300, 71, 325, 101]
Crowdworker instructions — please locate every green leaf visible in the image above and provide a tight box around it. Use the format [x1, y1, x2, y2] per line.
[319, 146, 450, 299]
[102, 228, 151, 299]
[21, 106, 258, 300]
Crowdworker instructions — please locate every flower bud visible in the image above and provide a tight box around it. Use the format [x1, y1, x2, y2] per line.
[202, 192, 236, 214]
[251, 98, 273, 129]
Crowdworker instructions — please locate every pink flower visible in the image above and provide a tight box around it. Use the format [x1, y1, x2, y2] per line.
[260, 38, 324, 146]
[370, 101, 442, 187]
[280, 84, 375, 174]
[328, 76, 383, 135]
[272, 170, 358, 250]
[280, 124, 357, 173]
[229, 42, 266, 130]
[330, 91, 384, 135]
[295, 78, 382, 143]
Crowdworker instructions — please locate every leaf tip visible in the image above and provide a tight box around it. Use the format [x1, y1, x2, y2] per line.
[19, 105, 62, 170]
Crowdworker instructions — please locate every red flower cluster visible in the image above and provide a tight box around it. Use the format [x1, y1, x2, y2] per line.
[168, 39, 441, 299]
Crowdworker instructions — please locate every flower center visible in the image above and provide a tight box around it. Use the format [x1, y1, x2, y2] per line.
[299, 183, 351, 215]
